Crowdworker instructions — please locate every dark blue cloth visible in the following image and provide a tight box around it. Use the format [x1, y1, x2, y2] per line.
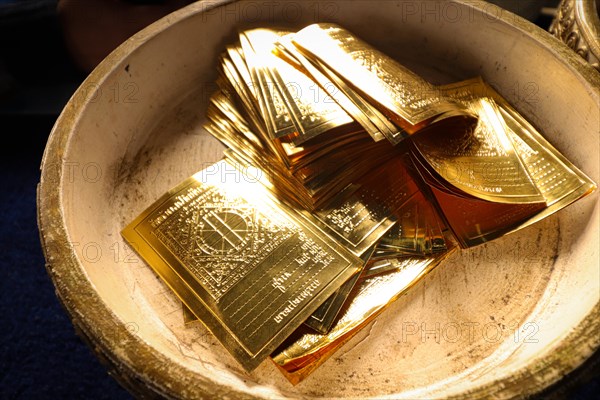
[0, 117, 131, 399]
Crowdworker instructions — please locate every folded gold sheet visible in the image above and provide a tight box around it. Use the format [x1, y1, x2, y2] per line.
[411, 97, 545, 204]
[122, 160, 362, 371]
[271, 246, 455, 384]
[442, 78, 596, 214]
[408, 78, 596, 247]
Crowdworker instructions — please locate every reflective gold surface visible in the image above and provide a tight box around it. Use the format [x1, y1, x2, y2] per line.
[409, 78, 596, 247]
[243, 29, 355, 146]
[272, 246, 456, 384]
[275, 35, 394, 143]
[291, 23, 474, 140]
[122, 160, 361, 371]
[550, 0, 600, 71]
[441, 78, 596, 218]
[412, 97, 545, 204]
[183, 246, 376, 335]
[375, 190, 447, 257]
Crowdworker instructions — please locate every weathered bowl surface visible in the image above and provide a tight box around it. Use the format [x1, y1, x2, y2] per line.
[38, 0, 600, 398]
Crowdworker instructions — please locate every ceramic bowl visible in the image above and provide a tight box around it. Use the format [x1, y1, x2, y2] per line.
[38, 1, 600, 398]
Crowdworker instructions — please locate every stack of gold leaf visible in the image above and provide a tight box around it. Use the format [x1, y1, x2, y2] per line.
[207, 25, 478, 211]
[409, 77, 596, 247]
[122, 23, 595, 383]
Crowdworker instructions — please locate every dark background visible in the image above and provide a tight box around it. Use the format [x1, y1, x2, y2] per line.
[0, 0, 598, 398]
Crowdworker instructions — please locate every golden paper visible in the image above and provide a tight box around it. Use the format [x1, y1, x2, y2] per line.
[304, 246, 375, 334]
[411, 97, 546, 204]
[219, 52, 290, 166]
[271, 246, 455, 384]
[122, 160, 362, 371]
[183, 249, 376, 334]
[242, 29, 355, 146]
[441, 77, 596, 219]
[409, 78, 596, 247]
[209, 76, 394, 210]
[290, 23, 473, 141]
[239, 32, 297, 140]
[275, 34, 393, 143]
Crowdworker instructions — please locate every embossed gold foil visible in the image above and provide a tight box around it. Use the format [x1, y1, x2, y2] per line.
[271, 246, 455, 384]
[242, 29, 356, 146]
[409, 78, 596, 247]
[182, 247, 377, 333]
[208, 84, 379, 209]
[207, 87, 396, 211]
[441, 77, 596, 217]
[303, 246, 375, 334]
[289, 23, 474, 142]
[122, 160, 362, 371]
[411, 96, 546, 204]
[239, 31, 297, 140]
[275, 34, 393, 143]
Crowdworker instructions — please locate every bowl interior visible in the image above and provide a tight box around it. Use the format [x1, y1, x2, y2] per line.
[46, 1, 599, 398]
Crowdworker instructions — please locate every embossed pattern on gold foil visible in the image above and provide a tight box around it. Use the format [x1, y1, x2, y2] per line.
[239, 32, 297, 140]
[243, 29, 355, 146]
[440, 77, 596, 216]
[122, 160, 361, 371]
[303, 246, 375, 334]
[271, 246, 455, 384]
[407, 78, 596, 247]
[412, 97, 546, 204]
[290, 23, 473, 138]
[275, 34, 393, 143]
